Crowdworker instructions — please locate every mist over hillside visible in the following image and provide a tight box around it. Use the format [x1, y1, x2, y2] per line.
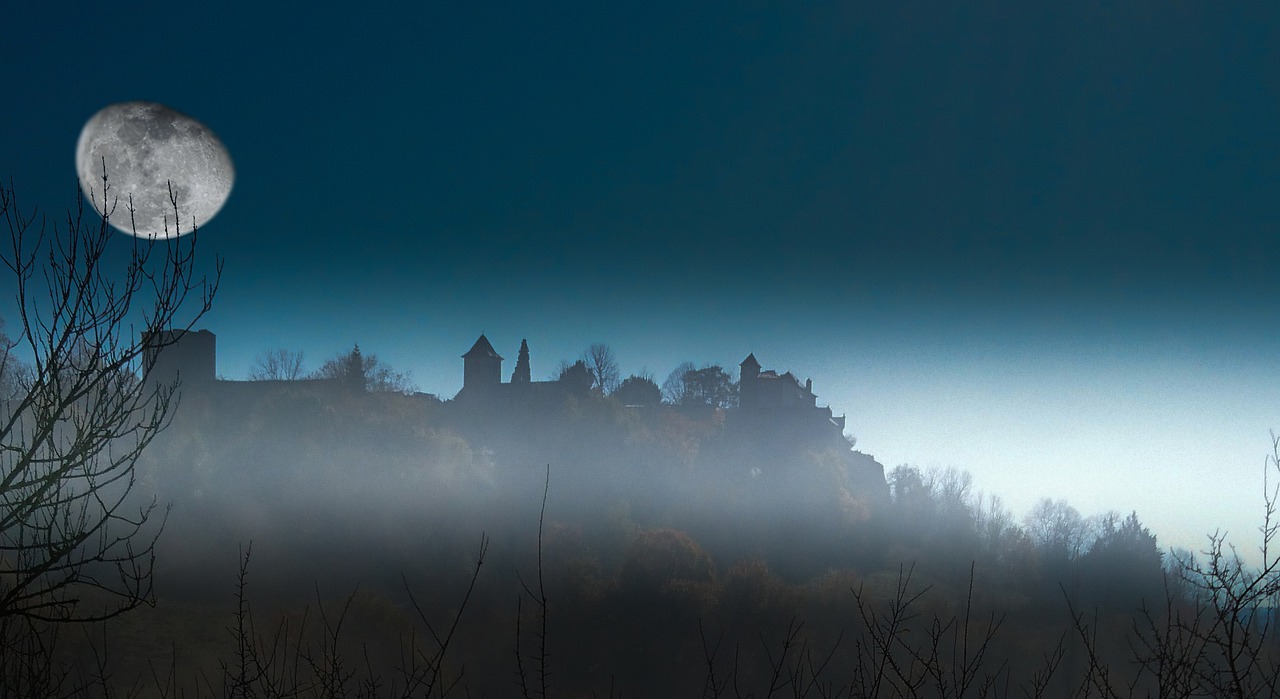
[78, 327, 1240, 696]
[0, 297, 1272, 695]
[142, 330, 888, 589]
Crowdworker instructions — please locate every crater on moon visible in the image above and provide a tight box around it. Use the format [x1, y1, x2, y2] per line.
[76, 102, 234, 239]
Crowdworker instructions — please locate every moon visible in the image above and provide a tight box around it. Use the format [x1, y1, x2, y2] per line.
[76, 102, 234, 239]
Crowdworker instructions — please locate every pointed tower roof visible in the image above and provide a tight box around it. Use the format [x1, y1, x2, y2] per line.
[462, 334, 503, 360]
[740, 353, 760, 369]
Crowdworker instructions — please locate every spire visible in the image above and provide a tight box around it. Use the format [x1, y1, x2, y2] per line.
[462, 333, 503, 360]
[739, 352, 760, 410]
[511, 338, 531, 383]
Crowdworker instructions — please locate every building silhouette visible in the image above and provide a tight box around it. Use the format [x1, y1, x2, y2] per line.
[143, 329, 353, 400]
[739, 352, 846, 432]
[454, 334, 592, 407]
[142, 329, 884, 501]
[143, 329, 217, 388]
[145, 330, 849, 439]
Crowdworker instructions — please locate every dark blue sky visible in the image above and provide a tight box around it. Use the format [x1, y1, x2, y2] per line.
[4, 2, 1280, 553]
[7, 3, 1278, 312]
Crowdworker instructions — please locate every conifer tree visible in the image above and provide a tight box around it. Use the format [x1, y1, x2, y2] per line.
[344, 344, 366, 393]
[512, 338, 532, 383]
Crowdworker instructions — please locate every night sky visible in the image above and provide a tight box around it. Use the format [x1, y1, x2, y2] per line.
[4, 2, 1279, 558]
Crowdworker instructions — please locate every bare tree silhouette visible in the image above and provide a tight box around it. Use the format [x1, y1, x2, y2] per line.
[581, 343, 620, 395]
[1068, 433, 1280, 698]
[0, 169, 219, 667]
[249, 348, 306, 381]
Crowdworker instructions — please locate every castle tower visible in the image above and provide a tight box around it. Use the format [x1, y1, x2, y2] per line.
[143, 328, 216, 388]
[462, 334, 503, 392]
[739, 353, 760, 409]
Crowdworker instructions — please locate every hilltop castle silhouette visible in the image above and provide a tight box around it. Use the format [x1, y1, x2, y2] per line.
[143, 329, 885, 501]
[144, 330, 850, 440]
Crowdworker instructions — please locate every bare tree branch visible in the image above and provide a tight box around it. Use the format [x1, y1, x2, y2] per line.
[0, 168, 220, 631]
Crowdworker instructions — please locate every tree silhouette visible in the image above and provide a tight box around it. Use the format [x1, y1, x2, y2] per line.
[556, 359, 594, 394]
[248, 348, 305, 380]
[1080, 510, 1163, 604]
[663, 363, 737, 408]
[661, 362, 696, 404]
[1024, 497, 1090, 562]
[613, 374, 661, 407]
[313, 345, 417, 393]
[511, 338, 532, 384]
[581, 343, 620, 395]
[0, 174, 219, 629]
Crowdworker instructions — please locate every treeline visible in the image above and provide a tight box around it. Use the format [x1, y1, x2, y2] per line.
[3, 381, 1262, 696]
[247, 341, 744, 408]
[0, 297, 1260, 695]
[877, 464, 1167, 608]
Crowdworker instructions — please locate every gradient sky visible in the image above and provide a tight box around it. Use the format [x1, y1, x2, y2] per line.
[3, 2, 1279, 560]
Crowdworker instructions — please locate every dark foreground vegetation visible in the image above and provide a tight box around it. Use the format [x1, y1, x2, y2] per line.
[3, 177, 1279, 697]
[8, 382, 1280, 698]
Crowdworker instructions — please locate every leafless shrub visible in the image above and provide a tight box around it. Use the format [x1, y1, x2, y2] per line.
[401, 533, 488, 697]
[1069, 433, 1280, 698]
[849, 564, 1006, 699]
